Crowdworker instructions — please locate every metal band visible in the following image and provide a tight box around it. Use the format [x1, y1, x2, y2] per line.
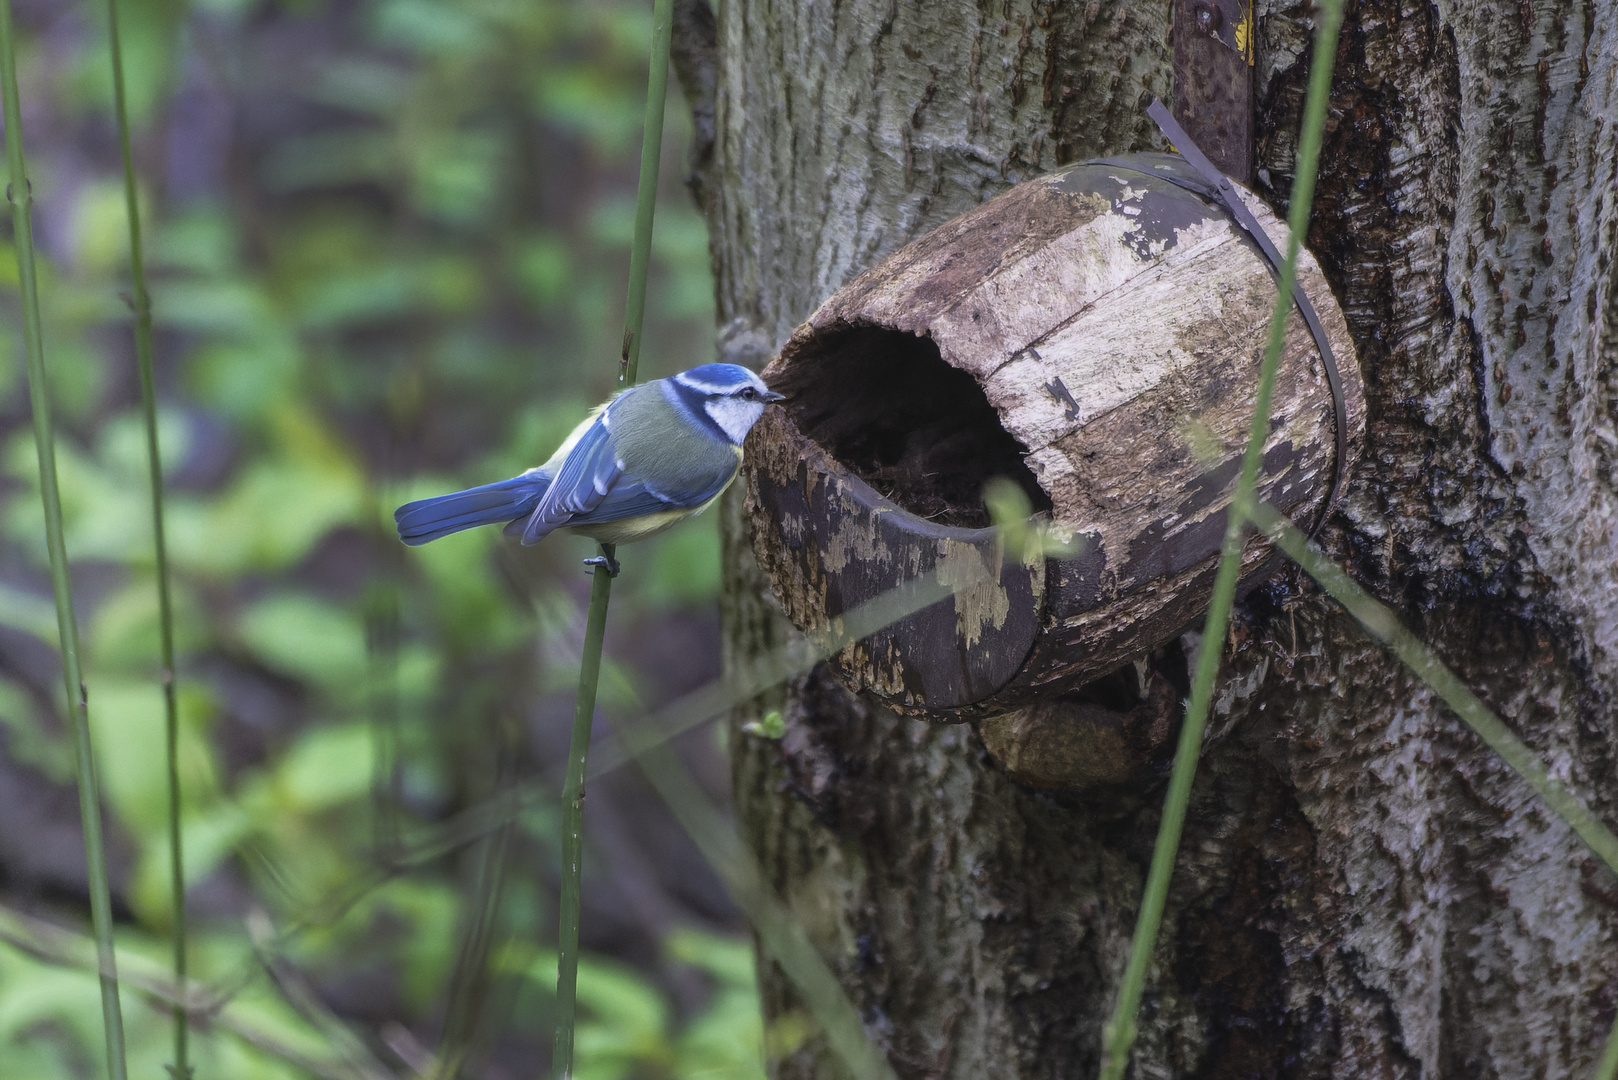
[1099, 99, 1350, 538]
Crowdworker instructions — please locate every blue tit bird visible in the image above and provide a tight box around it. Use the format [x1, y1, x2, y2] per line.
[394, 363, 782, 571]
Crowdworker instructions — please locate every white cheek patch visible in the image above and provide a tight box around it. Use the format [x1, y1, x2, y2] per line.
[705, 397, 766, 444]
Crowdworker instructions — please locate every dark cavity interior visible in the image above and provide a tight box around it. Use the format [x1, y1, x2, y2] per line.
[775, 326, 1050, 529]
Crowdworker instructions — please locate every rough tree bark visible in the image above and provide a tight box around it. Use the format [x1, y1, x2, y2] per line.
[674, 1, 1618, 1077]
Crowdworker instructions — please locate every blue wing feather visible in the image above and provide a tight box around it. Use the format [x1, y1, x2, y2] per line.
[565, 470, 733, 526]
[519, 411, 621, 544]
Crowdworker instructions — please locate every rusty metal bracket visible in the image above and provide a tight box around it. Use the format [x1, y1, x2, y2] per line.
[1171, 0, 1254, 182]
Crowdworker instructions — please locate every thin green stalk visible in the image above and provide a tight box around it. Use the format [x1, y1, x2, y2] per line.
[113, 538, 980, 1038]
[0, 902, 369, 1080]
[557, 562, 973, 1078]
[1098, 7, 1343, 1078]
[365, 567, 402, 864]
[619, 0, 674, 389]
[437, 774, 516, 1079]
[0, 4, 129, 1079]
[614, 729, 898, 1080]
[552, 559, 612, 1078]
[101, 0, 189, 1072]
[551, 1, 673, 1075]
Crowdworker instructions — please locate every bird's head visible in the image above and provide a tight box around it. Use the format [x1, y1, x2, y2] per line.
[673, 364, 784, 445]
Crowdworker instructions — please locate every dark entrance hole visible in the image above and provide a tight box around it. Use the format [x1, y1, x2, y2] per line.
[772, 326, 1051, 529]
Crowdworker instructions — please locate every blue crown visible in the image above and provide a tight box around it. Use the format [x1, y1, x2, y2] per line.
[673, 363, 764, 395]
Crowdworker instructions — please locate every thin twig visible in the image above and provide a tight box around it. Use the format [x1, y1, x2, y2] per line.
[101, 0, 190, 1073]
[4, 567, 967, 1045]
[1097, 5, 1344, 1076]
[551, 0, 674, 1074]
[247, 911, 397, 1080]
[0, 5, 130, 1078]
[435, 773, 517, 1079]
[0, 903, 376, 1080]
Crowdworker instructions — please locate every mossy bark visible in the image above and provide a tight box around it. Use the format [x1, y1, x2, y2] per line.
[677, 1, 1618, 1076]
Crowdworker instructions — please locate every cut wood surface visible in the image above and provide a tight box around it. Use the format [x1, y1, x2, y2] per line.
[749, 155, 1364, 715]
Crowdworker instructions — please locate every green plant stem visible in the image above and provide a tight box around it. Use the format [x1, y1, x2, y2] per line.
[619, 0, 674, 389]
[101, 0, 189, 1073]
[615, 731, 898, 1080]
[0, 4, 128, 1078]
[551, 533, 964, 1080]
[0, 903, 366, 1080]
[550, 2, 673, 1074]
[598, 573, 997, 1080]
[198, 569, 972, 1025]
[1098, 6, 1342, 1078]
[551, 555, 612, 1079]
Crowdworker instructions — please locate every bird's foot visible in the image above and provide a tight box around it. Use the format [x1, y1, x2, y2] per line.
[583, 552, 621, 578]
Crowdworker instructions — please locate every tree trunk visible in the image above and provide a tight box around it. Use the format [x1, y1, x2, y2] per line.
[676, 1, 1618, 1076]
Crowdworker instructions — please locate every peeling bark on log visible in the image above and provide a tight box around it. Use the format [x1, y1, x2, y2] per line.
[678, 0, 1618, 1077]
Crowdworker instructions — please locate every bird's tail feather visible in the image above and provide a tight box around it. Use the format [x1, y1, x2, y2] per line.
[394, 475, 549, 546]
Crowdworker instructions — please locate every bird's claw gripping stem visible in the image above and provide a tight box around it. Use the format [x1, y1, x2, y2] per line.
[583, 552, 620, 577]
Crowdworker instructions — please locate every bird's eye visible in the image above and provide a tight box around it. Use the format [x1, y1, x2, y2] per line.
[739, 387, 757, 400]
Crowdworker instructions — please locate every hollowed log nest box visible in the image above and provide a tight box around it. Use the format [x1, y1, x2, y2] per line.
[745, 153, 1364, 723]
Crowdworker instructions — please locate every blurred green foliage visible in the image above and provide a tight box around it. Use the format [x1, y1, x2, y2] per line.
[0, 0, 755, 1074]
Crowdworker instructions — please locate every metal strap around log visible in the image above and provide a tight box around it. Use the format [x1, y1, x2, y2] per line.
[1099, 99, 1350, 539]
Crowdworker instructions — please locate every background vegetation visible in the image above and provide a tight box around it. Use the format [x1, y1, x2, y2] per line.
[0, 0, 763, 1076]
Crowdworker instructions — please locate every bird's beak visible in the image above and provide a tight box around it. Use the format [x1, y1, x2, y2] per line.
[762, 389, 785, 402]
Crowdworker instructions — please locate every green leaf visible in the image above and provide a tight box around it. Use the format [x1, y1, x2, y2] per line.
[131, 802, 253, 925]
[294, 262, 417, 330]
[666, 928, 758, 987]
[88, 679, 219, 838]
[272, 722, 374, 811]
[372, 0, 492, 56]
[512, 231, 573, 307]
[88, 576, 207, 672]
[67, 180, 131, 275]
[93, 405, 192, 483]
[169, 456, 362, 577]
[150, 208, 239, 273]
[237, 594, 367, 689]
[155, 278, 278, 336]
